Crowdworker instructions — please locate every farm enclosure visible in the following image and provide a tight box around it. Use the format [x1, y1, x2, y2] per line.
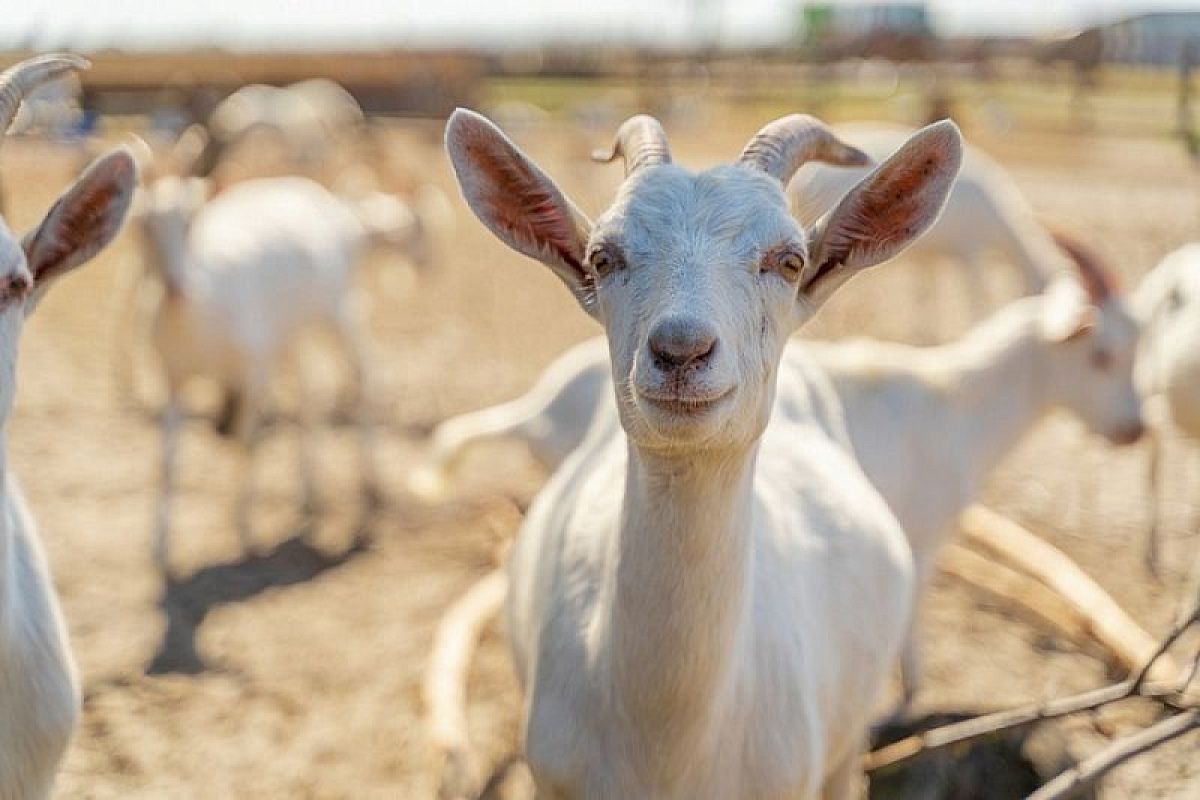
[2, 98, 1199, 797]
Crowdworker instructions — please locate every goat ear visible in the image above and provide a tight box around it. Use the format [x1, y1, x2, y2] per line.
[445, 108, 596, 315]
[1041, 279, 1098, 343]
[801, 120, 962, 306]
[23, 146, 137, 300]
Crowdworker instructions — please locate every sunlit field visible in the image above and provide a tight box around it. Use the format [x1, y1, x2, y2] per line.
[1, 65, 1198, 797]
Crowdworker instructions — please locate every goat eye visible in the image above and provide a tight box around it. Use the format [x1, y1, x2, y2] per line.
[763, 247, 805, 282]
[588, 245, 623, 278]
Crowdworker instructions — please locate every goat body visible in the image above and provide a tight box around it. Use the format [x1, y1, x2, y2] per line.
[790, 123, 1064, 329]
[140, 175, 379, 571]
[0, 53, 137, 800]
[0, 472, 79, 800]
[419, 240, 1144, 712]
[446, 109, 963, 797]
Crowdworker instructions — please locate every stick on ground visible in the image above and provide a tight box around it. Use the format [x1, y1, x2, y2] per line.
[960, 505, 1180, 682]
[1027, 708, 1200, 800]
[424, 568, 509, 800]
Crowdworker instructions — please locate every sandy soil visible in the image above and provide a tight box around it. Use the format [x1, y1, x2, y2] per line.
[1, 116, 1197, 798]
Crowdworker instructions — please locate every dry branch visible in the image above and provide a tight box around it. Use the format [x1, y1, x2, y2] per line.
[867, 597, 1200, 784]
[424, 568, 509, 800]
[864, 676, 1179, 775]
[939, 542, 1091, 644]
[959, 505, 1179, 682]
[1026, 708, 1200, 800]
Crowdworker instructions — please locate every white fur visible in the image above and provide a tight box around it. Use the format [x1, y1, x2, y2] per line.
[1129, 243, 1200, 574]
[790, 123, 1065, 322]
[137, 175, 380, 572]
[114, 136, 433, 408]
[445, 109, 964, 798]
[0, 146, 136, 798]
[206, 79, 363, 169]
[808, 275, 1142, 707]
[1133, 244, 1200, 437]
[418, 276, 1144, 712]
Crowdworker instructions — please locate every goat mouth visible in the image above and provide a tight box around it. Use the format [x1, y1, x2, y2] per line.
[638, 387, 734, 416]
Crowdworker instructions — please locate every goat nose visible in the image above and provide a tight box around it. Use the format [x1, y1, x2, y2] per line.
[648, 317, 717, 371]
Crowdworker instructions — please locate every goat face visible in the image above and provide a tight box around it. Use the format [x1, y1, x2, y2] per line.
[0, 217, 33, 418]
[1041, 277, 1144, 446]
[446, 109, 962, 452]
[587, 165, 811, 449]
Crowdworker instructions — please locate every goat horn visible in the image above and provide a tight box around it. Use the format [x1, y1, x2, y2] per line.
[738, 114, 872, 185]
[592, 115, 671, 177]
[0, 54, 89, 137]
[1048, 226, 1118, 304]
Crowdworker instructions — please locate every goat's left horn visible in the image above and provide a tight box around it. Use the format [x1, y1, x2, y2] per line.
[592, 115, 671, 177]
[1049, 226, 1118, 304]
[0, 54, 90, 137]
[737, 114, 872, 185]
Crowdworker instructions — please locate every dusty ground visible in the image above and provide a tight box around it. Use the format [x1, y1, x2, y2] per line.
[2, 110, 1198, 798]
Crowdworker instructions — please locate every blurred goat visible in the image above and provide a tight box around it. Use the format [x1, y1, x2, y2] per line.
[1133, 243, 1200, 576]
[790, 122, 1066, 340]
[114, 127, 434, 410]
[190, 79, 364, 178]
[412, 229, 1143, 716]
[135, 169, 391, 574]
[0, 55, 136, 799]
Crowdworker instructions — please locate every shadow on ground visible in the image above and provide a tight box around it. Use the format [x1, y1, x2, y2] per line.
[147, 524, 375, 675]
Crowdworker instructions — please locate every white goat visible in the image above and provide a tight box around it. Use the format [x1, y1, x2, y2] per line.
[0, 55, 137, 800]
[446, 108, 962, 797]
[413, 229, 1144, 716]
[790, 123, 1065, 338]
[136, 174, 383, 573]
[195, 79, 364, 177]
[1132, 243, 1200, 575]
[113, 129, 434, 409]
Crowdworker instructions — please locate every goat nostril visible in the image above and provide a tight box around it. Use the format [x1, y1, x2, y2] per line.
[649, 322, 718, 371]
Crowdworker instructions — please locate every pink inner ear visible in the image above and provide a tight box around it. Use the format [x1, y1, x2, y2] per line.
[26, 163, 131, 284]
[462, 132, 586, 280]
[851, 154, 940, 251]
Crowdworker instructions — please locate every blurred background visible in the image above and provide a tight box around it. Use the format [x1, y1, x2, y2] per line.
[2, 1, 1199, 797]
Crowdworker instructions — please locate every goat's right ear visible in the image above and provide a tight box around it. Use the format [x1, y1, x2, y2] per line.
[445, 108, 595, 314]
[801, 120, 962, 307]
[22, 146, 137, 302]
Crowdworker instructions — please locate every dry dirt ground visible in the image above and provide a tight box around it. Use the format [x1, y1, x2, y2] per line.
[2, 115, 1199, 798]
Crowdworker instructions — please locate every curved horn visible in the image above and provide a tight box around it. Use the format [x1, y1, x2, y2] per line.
[738, 114, 872, 185]
[1049, 226, 1118, 304]
[591, 115, 671, 176]
[0, 53, 90, 136]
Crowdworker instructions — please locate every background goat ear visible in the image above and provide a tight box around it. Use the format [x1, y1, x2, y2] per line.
[1041, 279, 1099, 343]
[444, 108, 596, 315]
[800, 119, 963, 307]
[23, 146, 137, 298]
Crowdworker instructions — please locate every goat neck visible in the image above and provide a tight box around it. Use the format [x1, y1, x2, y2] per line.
[602, 439, 756, 775]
